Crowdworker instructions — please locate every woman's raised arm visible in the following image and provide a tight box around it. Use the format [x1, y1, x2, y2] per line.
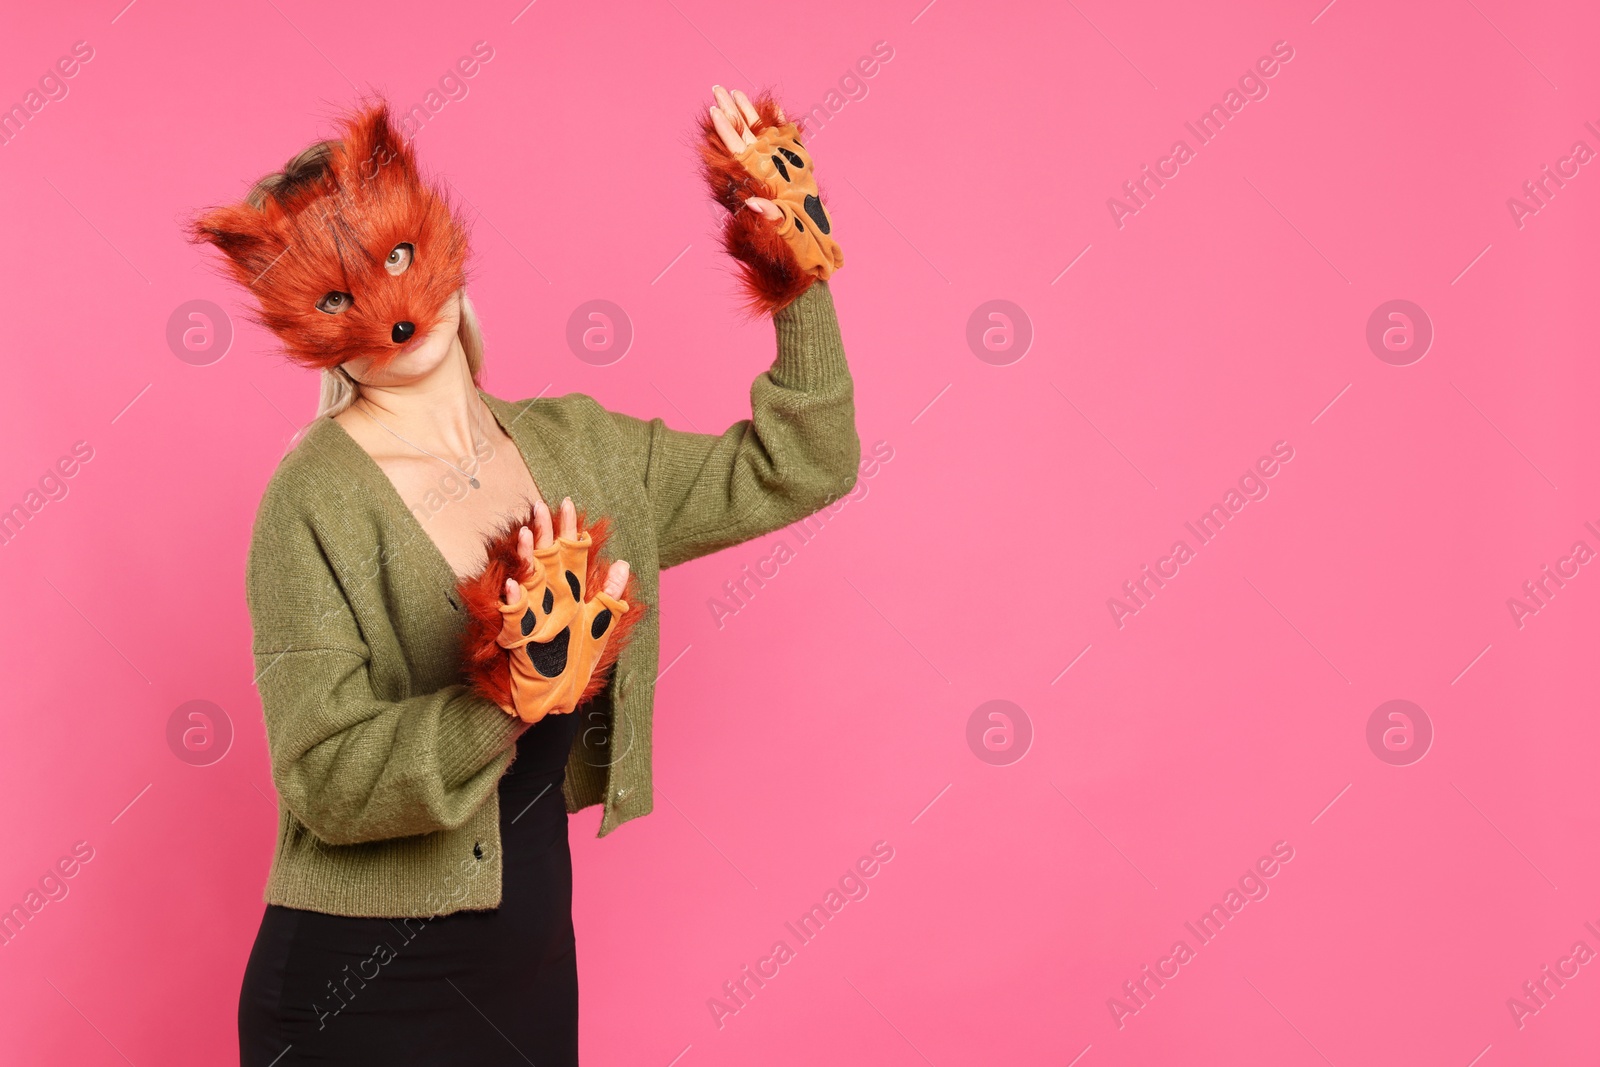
[604, 278, 860, 569]
[600, 84, 861, 568]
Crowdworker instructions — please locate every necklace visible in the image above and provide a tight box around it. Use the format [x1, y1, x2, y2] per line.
[357, 401, 485, 489]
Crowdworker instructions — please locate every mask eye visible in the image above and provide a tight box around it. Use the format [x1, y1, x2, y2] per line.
[316, 291, 353, 315]
[385, 243, 414, 276]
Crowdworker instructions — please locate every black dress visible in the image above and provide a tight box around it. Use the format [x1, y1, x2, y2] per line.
[238, 711, 582, 1065]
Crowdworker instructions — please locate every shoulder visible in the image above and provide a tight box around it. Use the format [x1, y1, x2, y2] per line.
[250, 417, 366, 546]
[482, 389, 621, 441]
[482, 389, 654, 500]
[245, 419, 381, 622]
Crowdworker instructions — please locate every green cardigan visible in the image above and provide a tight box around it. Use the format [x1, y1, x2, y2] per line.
[245, 281, 859, 918]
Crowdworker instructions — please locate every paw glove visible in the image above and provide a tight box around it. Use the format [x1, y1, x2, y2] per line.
[700, 91, 844, 316]
[458, 506, 644, 725]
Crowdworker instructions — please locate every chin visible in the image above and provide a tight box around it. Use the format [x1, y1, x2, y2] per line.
[346, 305, 460, 384]
[392, 330, 457, 377]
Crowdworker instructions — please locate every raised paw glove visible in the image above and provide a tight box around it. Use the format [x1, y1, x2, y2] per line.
[496, 527, 629, 724]
[699, 90, 844, 317]
[734, 123, 844, 282]
[457, 505, 645, 727]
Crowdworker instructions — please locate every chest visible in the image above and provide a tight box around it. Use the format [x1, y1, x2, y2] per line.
[374, 424, 543, 581]
[333, 398, 662, 706]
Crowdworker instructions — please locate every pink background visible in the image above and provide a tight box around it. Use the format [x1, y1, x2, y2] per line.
[2, 0, 1597, 1063]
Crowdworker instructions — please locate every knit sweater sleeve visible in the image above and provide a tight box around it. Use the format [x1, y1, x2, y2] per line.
[246, 480, 526, 846]
[603, 279, 862, 569]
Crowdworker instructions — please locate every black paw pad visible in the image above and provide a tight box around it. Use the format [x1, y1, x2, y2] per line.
[520, 608, 536, 637]
[526, 627, 571, 678]
[804, 194, 830, 235]
[772, 153, 790, 182]
[543, 588, 554, 613]
[591, 608, 613, 639]
[778, 147, 804, 169]
[565, 571, 582, 600]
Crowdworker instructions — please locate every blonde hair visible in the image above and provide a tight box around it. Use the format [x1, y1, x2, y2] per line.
[241, 139, 487, 423]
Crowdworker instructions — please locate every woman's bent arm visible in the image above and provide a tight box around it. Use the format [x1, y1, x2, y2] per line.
[247, 494, 524, 846]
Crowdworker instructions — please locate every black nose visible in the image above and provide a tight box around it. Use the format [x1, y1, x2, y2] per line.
[392, 321, 415, 344]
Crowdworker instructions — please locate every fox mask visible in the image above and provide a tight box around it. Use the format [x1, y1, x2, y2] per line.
[189, 103, 469, 371]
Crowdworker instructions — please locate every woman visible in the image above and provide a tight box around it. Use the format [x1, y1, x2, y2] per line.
[191, 85, 859, 1064]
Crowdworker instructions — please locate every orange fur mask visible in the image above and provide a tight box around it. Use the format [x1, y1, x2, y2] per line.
[188, 102, 469, 371]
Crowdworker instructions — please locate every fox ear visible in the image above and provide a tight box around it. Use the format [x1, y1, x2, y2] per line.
[186, 202, 284, 281]
[334, 101, 415, 184]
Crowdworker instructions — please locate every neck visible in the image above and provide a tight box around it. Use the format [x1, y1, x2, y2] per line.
[351, 335, 487, 459]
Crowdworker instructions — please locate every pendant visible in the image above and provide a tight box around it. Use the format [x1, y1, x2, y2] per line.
[469, 477, 481, 489]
